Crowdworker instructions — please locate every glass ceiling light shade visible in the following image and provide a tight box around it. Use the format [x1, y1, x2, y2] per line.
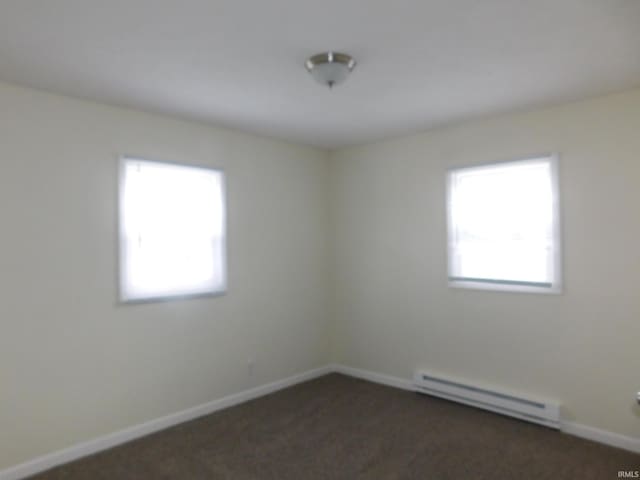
[305, 52, 356, 88]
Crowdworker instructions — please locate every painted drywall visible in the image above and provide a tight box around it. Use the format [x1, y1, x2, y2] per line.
[329, 88, 640, 438]
[0, 82, 330, 470]
[2, 78, 640, 474]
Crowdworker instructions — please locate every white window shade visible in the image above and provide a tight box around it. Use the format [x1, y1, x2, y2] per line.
[119, 158, 226, 302]
[447, 156, 560, 293]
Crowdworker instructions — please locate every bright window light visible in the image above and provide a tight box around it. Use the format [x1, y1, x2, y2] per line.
[447, 156, 560, 293]
[119, 158, 226, 302]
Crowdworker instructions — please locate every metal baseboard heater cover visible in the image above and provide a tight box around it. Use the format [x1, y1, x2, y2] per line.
[414, 371, 561, 429]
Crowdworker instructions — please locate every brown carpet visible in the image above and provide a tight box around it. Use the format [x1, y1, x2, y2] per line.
[29, 374, 639, 479]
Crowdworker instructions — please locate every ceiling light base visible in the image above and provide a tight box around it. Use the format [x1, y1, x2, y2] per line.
[305, 52, 356, 88]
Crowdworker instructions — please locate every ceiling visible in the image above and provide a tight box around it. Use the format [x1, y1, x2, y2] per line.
[1, 1, 639, 149]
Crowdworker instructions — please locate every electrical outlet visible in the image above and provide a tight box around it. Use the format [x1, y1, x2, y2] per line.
[247, 358, 254, 376]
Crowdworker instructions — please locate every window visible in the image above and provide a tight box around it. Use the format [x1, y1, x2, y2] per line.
[447, 156, 560, 293]
[119, 158, 226, 302]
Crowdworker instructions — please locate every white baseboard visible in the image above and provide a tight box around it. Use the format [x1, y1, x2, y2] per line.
[332, 363, 640, 454]
[0, 365, 333, 480]
[3, 363, 638, 479]
[561, 421, 640, 454]
[331, 364, 414, 391]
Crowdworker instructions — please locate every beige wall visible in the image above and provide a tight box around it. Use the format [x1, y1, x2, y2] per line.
[2, 79, 640, 472]
[329, 89, 640, 437]
[0, 83, 330, 470]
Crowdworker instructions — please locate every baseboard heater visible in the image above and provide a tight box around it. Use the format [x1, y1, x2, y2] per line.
[414, 371, 560, 429]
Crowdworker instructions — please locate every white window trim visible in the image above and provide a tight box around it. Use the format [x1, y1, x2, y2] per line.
[446, 154, 562, 294]
[118, 156, 228, 304]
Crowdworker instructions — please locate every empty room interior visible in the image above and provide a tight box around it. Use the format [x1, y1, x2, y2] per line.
[1, 1, 640, 479]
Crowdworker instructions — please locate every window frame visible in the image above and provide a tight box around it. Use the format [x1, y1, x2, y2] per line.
[118, 156, 228, 304]
[446, 154, 562, 294]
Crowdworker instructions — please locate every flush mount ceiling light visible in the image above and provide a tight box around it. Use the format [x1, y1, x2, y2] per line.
[305, 52, 356, 88]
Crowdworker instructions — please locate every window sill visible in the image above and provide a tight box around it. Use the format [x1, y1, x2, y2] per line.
[448, 279, 562, 295]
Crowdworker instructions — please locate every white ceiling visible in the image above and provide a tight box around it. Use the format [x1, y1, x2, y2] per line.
[1, 1, 639, 149]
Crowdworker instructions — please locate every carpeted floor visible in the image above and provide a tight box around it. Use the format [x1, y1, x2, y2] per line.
[29, 374, 639, 479]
